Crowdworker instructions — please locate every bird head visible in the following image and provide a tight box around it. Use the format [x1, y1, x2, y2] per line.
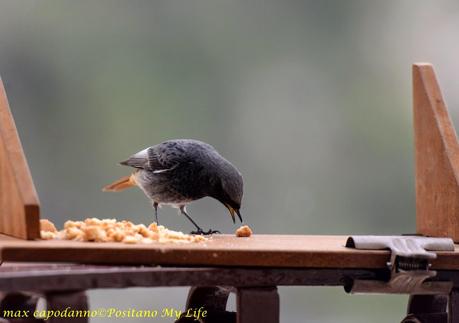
[212, 162, 244, 223]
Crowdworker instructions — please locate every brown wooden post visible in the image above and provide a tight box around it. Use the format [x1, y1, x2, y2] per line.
[177, 287, 234, 323]
[413, 63, 459, 242]
[45, 291, 88, 323]
[236, 287, 279, 323]
[402, 295, 448, 323]
[0, 79, 40, 240]
[449, 288, 459, 323]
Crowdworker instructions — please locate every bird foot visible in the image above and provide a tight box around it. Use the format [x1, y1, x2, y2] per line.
[190, 229, 221, 235]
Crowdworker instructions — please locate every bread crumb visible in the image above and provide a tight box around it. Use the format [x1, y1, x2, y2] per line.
[236, 225, 252, 237]
[122, 235, 139, 244]
[40, 230, 56, 240]
[40, 219, 57, 233]
[65, 227, 84, 240]
[40, 218, 208, 244]
[64, 220, 84, 229]
[148, 222, 158, 232]
[83, 225, 107, 242]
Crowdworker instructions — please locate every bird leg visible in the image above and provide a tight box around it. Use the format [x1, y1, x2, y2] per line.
[179, 206, 220, 235]
[153, 202, 159, 225]
[191, 228, 221, 235]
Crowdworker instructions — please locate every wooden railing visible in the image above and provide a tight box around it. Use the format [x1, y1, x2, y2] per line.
[0, 79, 40, 240]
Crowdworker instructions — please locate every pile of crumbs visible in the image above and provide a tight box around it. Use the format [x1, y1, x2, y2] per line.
[40, 218, 207, 244]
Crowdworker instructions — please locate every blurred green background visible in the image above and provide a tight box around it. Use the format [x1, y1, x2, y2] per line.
[1, 0, 459, 322]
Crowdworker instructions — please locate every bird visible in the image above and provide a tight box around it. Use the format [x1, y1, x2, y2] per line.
[103, 139, 243, 235]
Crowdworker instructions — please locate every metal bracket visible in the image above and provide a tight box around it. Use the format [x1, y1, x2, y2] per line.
[344, 236, 454, 295]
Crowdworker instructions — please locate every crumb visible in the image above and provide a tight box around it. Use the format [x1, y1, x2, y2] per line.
[40, 219, 57, 233]
[236, 225, 252, 237]
[122, 234, 142, 244]
[141, 238, 154, 244]
[64, 220, 84, 229]
[136, 224, 150, 237]
[148, 222, 158, 232]
[83, 225, 107, 242]
[40, 230, 56, 240]
[65, 227, 84, 240]
[40, 217, 207, 244]
[84, 218, 101, 226]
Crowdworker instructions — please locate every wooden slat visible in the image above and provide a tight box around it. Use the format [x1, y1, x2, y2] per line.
[413, 63, 459, 241]
[0, 264, 382, 292]
[0, 79, 40, 240]
[1, 234, 459, 269]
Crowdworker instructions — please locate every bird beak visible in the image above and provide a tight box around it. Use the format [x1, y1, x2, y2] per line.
[225, 204, 243, 223]
[236, 209, 243, 223]
[225, 204, 236, 223]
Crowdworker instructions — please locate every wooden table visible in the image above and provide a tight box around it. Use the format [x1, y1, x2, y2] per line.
[0, 233, 445, 268]
[1, 233, 459, 270]
[1, 234, 459, 323]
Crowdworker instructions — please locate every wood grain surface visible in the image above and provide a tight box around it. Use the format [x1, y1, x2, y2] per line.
[1, 234, 459, 269]
[0, 79, 40, 240]
[413, 63, 459, 242]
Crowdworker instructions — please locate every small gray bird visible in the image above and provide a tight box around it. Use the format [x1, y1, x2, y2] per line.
[103, 139, 243, 234]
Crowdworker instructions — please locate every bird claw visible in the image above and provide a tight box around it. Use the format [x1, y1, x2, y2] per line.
[191, 229, 221, 235]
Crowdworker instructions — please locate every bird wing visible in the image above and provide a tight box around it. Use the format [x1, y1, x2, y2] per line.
[120, 141, 191, 172]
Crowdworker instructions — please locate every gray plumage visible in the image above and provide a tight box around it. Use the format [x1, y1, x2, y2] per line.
[120, 139, 243, 234]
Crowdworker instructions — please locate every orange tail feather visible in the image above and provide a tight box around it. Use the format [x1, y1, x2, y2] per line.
[103, 174, 137, 192]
